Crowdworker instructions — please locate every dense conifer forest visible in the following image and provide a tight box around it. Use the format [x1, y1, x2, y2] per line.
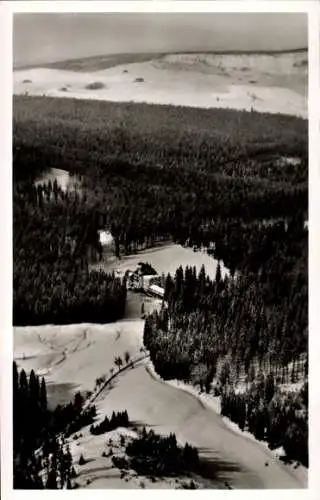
[143, 263, 308, 465]
[13, 180, 127, 325]
[13, 97, 307, 253]
[13, 96, 307, 302]
[13, 95, 308, 467]
[144, 261, 307, 381]
[220, 380, 308, 466]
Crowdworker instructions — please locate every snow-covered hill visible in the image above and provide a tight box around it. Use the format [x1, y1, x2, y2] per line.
[13, 51, 307, 117]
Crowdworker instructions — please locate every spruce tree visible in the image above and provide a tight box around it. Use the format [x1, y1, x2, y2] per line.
[215, 261, 222, 284]
[40, 377, 47, 412]
[19, 369, 28, 396]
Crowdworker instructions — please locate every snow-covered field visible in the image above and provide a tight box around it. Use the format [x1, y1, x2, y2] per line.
[13, 51, 307, 117]
[91, 242, 228, 281]
[14, 317, 307, 489]
[67, 425, 199, 490]
[34, 168, 82, 193]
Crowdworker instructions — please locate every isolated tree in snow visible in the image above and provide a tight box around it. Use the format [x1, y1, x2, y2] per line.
[114, 356, 123, 371]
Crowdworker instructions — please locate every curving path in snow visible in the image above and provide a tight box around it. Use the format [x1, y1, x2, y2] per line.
[14, 318, 307, 489]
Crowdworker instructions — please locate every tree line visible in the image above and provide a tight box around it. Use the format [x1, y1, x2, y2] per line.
[13, 362, 76, 488]
[90, 410, 129, 436]
[13, 361, 103, 488]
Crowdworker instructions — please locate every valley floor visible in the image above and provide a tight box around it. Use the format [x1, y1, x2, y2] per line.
[14, 309, 307, 489]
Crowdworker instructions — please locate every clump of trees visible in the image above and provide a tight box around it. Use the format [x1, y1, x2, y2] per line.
[114, 356, 123, 371]
[125, 427, 199, 476]
[85, 81, 105, 90]
[137, 262, 157, 275]
[63, 403, 97, 438]
[112, 455, 130, 470]
[13, 362, 101, 488]
[220, 381, 308, 467]
[13, 362, 78, 488]
[90, 410, 129, 435]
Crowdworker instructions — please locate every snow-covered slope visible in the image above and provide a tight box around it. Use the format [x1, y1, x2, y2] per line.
[13, 51, 307, 117]
[14, 316, 307, 489]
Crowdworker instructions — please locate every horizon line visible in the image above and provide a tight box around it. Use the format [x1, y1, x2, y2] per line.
[13, 47, 308, 71]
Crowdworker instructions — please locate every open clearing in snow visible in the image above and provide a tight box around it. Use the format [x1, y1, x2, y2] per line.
[91, 242, 228, 281]
[14, 318, 307, 489]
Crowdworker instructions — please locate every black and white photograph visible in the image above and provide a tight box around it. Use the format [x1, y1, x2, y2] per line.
[1, 0, 315, 493]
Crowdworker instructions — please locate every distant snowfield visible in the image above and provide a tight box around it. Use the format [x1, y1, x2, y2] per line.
[14, 318, 307, 489]
[13, 52, 307, 117]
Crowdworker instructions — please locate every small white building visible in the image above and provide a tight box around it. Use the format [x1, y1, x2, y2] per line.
[149, 284, 165, 298]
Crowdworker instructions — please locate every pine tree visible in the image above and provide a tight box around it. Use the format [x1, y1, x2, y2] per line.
[114, 356, 123, 371]
[40, 377, 47, 412]
[13, 362, 21, 449]
[215, 261, 222, 284]
[19, 369, 28, 395]
[13, 361, 19, 395]
[74, 392, 84, 413]
[198, 265, 206, 294]
[191, 363, 208, 393]
[29, 370, 40, 405]
[264, 372, 275, 404]
[219, 361, 231, 388]
[141, 302, 145, 318]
